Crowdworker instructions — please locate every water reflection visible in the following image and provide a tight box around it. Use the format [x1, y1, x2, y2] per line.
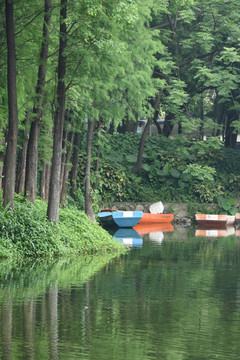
[113, 228, 143, 247]
[195, 226, 236, 237]
[1, 228, 240, 359]
[113, 223, 174, 247]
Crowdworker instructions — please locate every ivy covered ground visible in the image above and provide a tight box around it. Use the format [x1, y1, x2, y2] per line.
[78, 133, 240, 210]
[0, 193, 126, 259]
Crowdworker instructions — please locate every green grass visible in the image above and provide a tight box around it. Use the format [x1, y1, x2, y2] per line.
[0, 193, 126, 259]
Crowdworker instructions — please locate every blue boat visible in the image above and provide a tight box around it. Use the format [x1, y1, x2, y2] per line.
[113, 228, 143, 247]
[98, 211, 143, 228]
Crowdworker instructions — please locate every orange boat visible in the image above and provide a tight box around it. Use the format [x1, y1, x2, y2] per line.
[133, 223, 174, 234]
[137, 213, 174, 225]
[195, 226, 235, 237]
[195, 214, 235, 227]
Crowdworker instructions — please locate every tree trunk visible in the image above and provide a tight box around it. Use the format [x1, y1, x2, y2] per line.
[93, 144, 100, 190]
[40, 161, 51, 201]
[25, 0, 51, 202]
[0, 131, 6, 191]
[224, 110, 238, 148]
[117, 116, 137, 133]
[47, 0, 67, 223]
[60, 130, 74, 206]
[15, 110, 30, 193]
[85, 120, 96, 222]
[60, 127, 68, 194]
[70, 131, 81, 199]
[163, 112, 175, 137]
[40, 161, 47, 200]
[131, 91, 161, 174]
[3, 0, 18, 209]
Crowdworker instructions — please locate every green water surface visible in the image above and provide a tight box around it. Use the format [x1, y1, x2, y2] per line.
[0, 227, 240, 360]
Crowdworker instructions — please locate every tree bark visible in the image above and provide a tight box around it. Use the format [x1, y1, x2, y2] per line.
[60, 127, 68, 194]
[70, 131, 81, 199]
[60, 130, 74, 206]
[85, 120, 96, 222]
[224, 110, 238, 148]
[47, 0, 67, 223]
[15, 110, 30, 193]
[0, 130, 6, 191]
[25, 0, 51, 202]
[3, 0, 18, 209]
[40, 161, 51, 201]
[131, 91, 161, 173]
[163, 112, 175, 137]
[117, 117, 137, 133]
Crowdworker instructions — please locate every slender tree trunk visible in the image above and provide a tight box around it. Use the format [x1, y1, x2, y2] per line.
[0, 131, 6, 191]
[70, 132, 81, 199]
[131, 91, 161, 174]
[93, 144, 100, 190]
[15, 110, 30, 193]
[163, 112, 175, 137]
[25, 0, 51, 202]
[60, 128, 68, 194]
[40, 162, 51, 201]
[40, 160, 47, 200]
[47, 0, 67, 222]
[225, 110, 238, 148]
[3, 0, 18, 209]
[85, 120, 96, 222]
[153, 117, 162, 134]
[118, 116, 137, 133]
[60, 130, 74, 206]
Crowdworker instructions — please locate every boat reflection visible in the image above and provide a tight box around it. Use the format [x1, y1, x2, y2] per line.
[113, 223, 174, 247]
[133, 223, 174, 234]
[113, 228, 143, 247]
[195, 226, 235, 237]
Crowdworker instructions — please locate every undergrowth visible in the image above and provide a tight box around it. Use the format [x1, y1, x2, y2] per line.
[0, 193, 126, 259]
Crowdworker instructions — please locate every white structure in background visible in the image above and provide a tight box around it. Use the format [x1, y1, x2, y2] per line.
[149, 201, 164, 214]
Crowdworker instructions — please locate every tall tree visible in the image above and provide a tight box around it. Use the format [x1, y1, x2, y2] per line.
[47, 0, 67, 222]
[25, 0, 51, 202]
[3, 0, 18, 208]
[84, 119, 95, 222]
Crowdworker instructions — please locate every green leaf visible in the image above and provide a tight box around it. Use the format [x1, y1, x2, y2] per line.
[125, 154, 137, 163]
[170, 169, 180, 178]
[142, 164, 150, 172]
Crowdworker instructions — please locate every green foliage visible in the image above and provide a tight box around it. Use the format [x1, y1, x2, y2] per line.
[217, 196, 238, 215]
[0, 193, 126, 259]
[92, 133, 240, 204]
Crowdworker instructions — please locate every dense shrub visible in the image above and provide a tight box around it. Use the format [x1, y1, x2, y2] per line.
[88, 134, 240, 204]
[0, 194, 125, 259]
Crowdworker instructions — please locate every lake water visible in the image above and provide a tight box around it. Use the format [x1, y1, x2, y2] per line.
[1, 225, 240, 360]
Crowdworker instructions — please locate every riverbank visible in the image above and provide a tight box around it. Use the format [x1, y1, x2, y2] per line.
[0, 194, 126, 259]
[102, 200, 240, 226]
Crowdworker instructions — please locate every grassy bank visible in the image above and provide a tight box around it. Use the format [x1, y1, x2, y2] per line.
[0, 193, 126, 259]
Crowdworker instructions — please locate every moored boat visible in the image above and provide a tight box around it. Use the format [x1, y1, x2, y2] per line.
[98, 210, 174, 228]
[137, 212, 174, 225]
[195, 214, 235, 227]
[98, 211, 142, 228]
